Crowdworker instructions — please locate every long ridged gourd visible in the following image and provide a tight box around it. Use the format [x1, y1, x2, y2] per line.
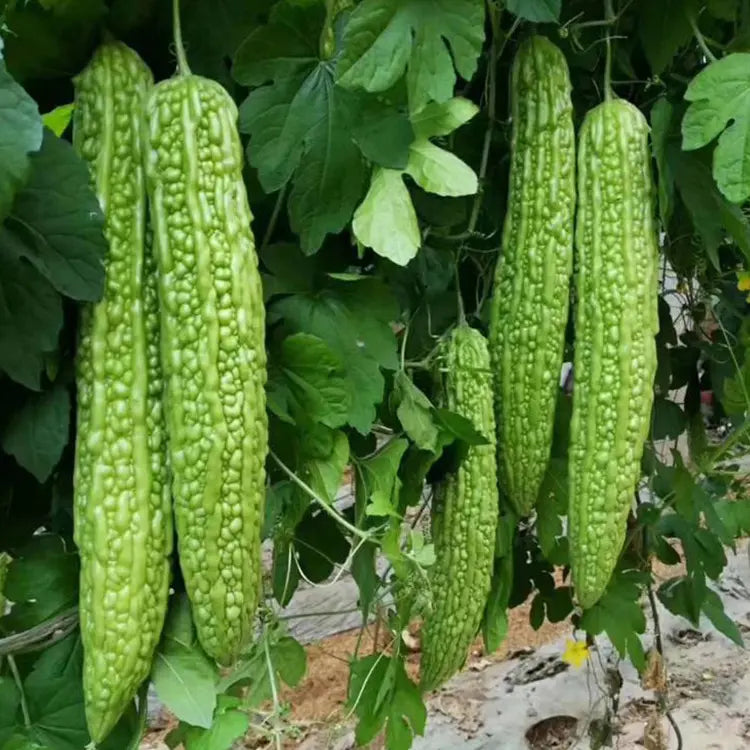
[143, 50, 267, 664]
[72, 42, 172, 742]
[489, 36, 575, 516]
[569, 98, 659, 609]
[421, 326, 498, 692]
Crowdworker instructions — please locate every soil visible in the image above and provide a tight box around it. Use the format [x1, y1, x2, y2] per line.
[143, 541, 750, 750]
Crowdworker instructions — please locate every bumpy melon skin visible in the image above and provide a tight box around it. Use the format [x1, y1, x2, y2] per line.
[143, 73, 267, 665]
[73, 42, 172, 742]
[569, 98, 659, 610]
[420, 326, 499, 692]
[489, 36, 576, 517]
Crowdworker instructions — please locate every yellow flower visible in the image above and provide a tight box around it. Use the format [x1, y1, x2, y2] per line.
[737, 270, 750, 292]
[562, 639, 590, 668]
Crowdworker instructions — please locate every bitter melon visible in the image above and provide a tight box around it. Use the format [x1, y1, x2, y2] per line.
[569, 98, 659, 609]
[421, 326, 498, 691]
[73, 42, 172, 742]
[143, 40, 267, 665]
[489, 36, 575, 516]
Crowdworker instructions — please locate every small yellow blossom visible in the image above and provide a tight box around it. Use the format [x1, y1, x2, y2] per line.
[562, 639, 590, 668]
[737, 270, 750, 292]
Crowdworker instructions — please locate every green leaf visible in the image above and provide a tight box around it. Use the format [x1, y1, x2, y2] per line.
[579, 570, 649, 672]
[505, 0, 561, 22]
[682, 53, 750, 202]
[702, 588, 743, 645]
[41, 103, 73, 137]
[432, 407, 489, 446]
[348, 654, 425, 748]
[707, 0, 739, 20]
[22, 634, 87, 750]
[353, 168, 421, 266]
[2, 384, 70, 482]
[273, 636, 307, 687]
[0, 59, 42, 220]
[303, 427, 349, 503]
[236, 2, 415, 252]
[483, 532, 514, 653]
[658, 575, 702, 626]
[348, 94, 415, 169]
[651, 397, 687, 440]
[359, 438, 409, 518]
[0, 677, 20, 747]
[269, 333, 351, 429]
[650, 98, 675, 226]
[1, 1, 102, 83]
[186, 708, 249, 750]
[2, 534, 78, 631]
[536, 458, 568, 564]
[668, 143, 750, 267]
[393, 371, 439, 451]
[151, 598, 218, 729]
[1, 130, 106, 301]
[410, 97, 479, 140]
[405, 140, 478, 196]
[348, 654, 390, 744]
[638, 0, 695, 74]
[0, 244, 62, 389]
[181, 0, 272, 86]
[336, 0, 485, 112]
[271, 278, 398, 432]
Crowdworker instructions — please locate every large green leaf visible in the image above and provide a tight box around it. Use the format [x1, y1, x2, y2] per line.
[151, 597, 218, 729]
[505, 0, 560, 22]
[2, 534, 78, 631]
[638, 0, 696, 74]
[0, 54, 43, 220]
[336, 0, 485, 111]
[234, 2, 412, 253]
[270, 276, 399, 433]
[2, 383, 70, 483]
[683, 53, 750, 203]
[268, 333, 351, 428]
[2, 130, 106, 302]
[0, 245, 62, 390]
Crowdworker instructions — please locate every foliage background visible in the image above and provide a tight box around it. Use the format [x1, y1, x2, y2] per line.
[2, 0, 750, 748]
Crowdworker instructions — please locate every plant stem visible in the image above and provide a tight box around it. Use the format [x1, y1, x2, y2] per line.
[270, 450, 372, 542]
[455, 261, 466, 325]
[689, 14, 718, 62]
[8, 656, 30, 728]
[263, 636, 283, 750]
[261, 183, 288, 252]
[646, 584, 683, 750]
[172, 0, 191, 75]
[0, 606, 78, 656]
[466, 6, 518, 239]
[603, 0, 614, 101]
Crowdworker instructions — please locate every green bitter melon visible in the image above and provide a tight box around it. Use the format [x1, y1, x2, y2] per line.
[421, 325, 499, 692]
[489, 35, 576, 516]
[73, 42, 172, 742]
[143, 40, 267, 665]
[569, 98, 659, 609]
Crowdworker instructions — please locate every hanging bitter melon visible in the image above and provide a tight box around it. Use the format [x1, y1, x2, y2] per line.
[73, 42, 172, 742]
[143, 36, 267, 665]
[489, 36, 576, 516]
[569, 98, 659, 609]
[421, 325, 499, 691]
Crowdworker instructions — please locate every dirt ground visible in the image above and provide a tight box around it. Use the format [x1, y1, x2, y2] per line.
[143, 589, 573, 749]
[143, 551, 701, 750]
